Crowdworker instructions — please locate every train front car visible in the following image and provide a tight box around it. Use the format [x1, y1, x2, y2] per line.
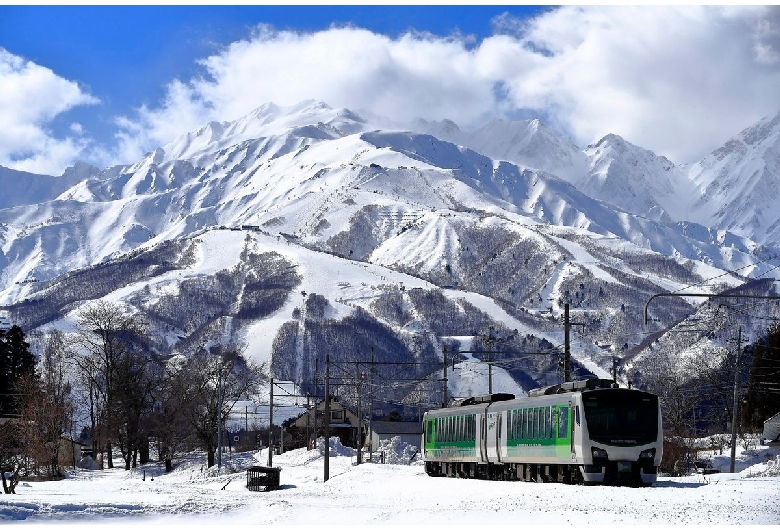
[577, 386, 663, 486]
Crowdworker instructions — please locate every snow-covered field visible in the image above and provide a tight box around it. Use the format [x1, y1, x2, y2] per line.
[1, 438, 779, 527]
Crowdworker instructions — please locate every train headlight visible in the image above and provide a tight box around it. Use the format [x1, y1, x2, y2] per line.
[639, 448, 656, 460]
[591, 447, 608, 459]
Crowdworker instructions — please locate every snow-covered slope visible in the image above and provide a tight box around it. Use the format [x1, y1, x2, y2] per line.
[687, 109, 780, 245]
[581, 134, 695, 223]
[2, 100, 779, 399]
[416, 116, 588, 183]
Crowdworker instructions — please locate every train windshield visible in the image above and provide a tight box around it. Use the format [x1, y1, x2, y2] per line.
[582, 389, 659, 446]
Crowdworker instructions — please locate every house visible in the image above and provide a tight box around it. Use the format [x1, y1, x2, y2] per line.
[285, 397, 364, 450]
[365, 420, 422, 452]
[763, 411, 780, 444]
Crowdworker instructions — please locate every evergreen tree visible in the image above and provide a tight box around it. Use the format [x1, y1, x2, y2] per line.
[743, 322, 780, 431]
[0, 325, 35, 417]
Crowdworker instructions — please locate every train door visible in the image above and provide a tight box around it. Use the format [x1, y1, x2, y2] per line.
[569, 400, 575, 457]
[485, 410, 501, 463]
[477, 411, 487, 463]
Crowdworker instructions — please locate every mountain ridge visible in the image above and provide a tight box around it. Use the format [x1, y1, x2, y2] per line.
[1, 100, 778, 401]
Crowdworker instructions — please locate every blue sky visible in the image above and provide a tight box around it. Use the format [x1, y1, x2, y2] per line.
[1, 5, 779, 174]
[0, 6, 546, 138]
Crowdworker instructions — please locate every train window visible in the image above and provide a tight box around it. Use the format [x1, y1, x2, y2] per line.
[508, 411, 513, 439]
[520, 409, 526, 439]
[544, 407, 551, 439]
[452, 417, 456, 442]
[539, 408, 544, 439]
[558, 407, 569, 439]
[536, 408, 542, 439]
[531, 408, 537, 439]
[546, 407, 552, 439]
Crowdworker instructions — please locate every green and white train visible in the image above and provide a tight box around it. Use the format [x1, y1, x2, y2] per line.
[422, 378, 663, 486]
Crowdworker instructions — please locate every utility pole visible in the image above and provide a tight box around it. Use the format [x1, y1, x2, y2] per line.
[356, 370, 364, 465]
[488, 326, 494, 394]
[313, 356, 318, 449]
[730, 327, 746, 474]
[268, 377, 274, 467]
[478, 326, 518, 393]
[324, 354, 330, 482]
[564, 305, 571, 383]
[442, 344, 448, 407]
[368, 348, 375, 461]
[217, 366, 223, 470]
[563, 303, 586, 383]
[305, 393, 311, 450]
[612, 356, 619, 381]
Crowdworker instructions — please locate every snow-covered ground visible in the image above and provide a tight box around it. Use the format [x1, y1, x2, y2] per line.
[1, 438, 778, 527]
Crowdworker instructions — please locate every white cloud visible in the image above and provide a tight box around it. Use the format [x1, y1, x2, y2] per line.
[108, 6, 780, 166]
[0, 48, 98, 174]
[505, 6, 780, 162]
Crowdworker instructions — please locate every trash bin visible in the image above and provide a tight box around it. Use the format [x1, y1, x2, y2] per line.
[246, 466, 281, 492]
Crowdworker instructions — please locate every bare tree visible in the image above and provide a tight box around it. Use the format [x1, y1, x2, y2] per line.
[0, 421, 25, 494]
[68, 300, 151, 469]
[176, 345, 266, 468]
[633, 350, 706, 475]
[147, 356, 194, 472]
[14, 331, 75, 478]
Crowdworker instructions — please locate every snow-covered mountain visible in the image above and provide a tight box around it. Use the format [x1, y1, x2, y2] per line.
[1, 100, 778, 403]
[580, 134, 695, 223]
[415, 116, 588, 183]
[687, 109, 780, 245]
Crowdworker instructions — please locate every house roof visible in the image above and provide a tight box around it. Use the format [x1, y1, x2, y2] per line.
[369, 420, 422, 435]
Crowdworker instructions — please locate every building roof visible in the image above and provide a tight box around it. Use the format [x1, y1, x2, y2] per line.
[369, 420, 422, 435]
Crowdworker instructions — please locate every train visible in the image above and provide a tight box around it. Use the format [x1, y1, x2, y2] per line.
[422, 378, 663, 486]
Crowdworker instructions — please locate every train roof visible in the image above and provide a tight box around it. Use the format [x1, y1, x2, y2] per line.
[427, 379, 643, 414]
[450, 393, 516, 407]
[527, 378, 619, 397]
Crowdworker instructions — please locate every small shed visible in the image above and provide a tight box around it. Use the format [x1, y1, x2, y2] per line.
[366, 420, 422, 452]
